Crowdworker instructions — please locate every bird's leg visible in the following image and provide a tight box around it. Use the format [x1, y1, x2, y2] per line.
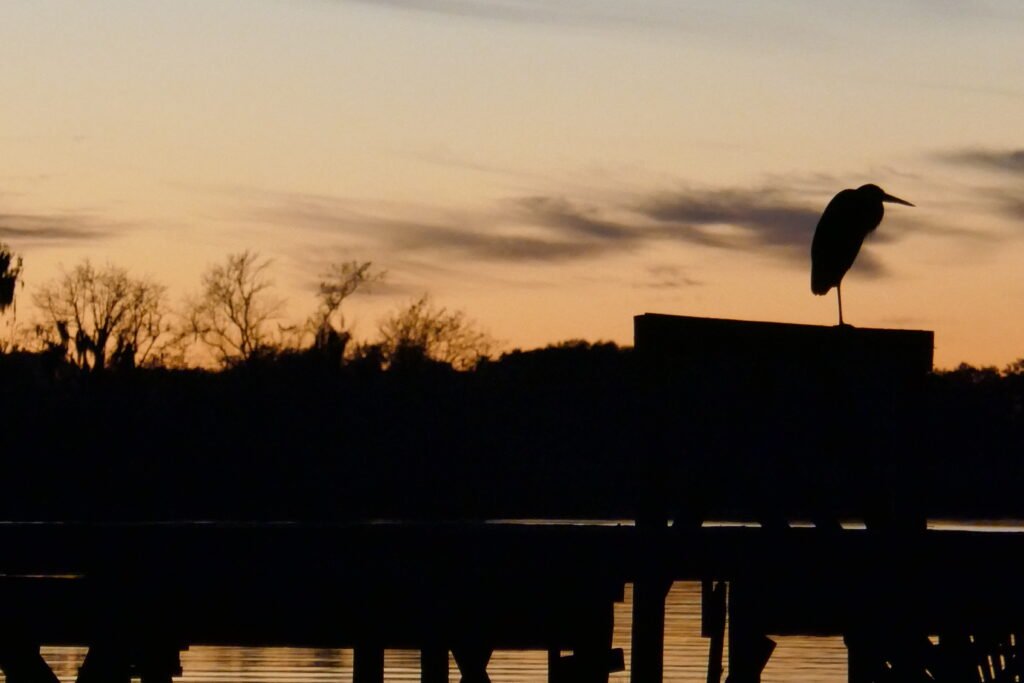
[837, 284, 845, 326]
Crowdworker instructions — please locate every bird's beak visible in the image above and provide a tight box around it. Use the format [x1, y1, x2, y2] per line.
[882, 193, 914, 207]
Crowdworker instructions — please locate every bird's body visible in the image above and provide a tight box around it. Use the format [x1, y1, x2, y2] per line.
[810, 184, 913, 325]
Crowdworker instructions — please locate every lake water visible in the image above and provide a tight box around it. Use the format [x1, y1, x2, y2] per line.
[24, 582, 848, 683]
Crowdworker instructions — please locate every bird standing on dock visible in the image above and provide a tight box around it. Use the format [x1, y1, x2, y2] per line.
[810, 184, 914, 325]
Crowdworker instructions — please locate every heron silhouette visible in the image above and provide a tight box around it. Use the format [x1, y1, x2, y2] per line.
[810, 184, 913, 325]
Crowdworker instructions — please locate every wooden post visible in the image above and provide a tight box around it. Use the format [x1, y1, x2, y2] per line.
[933, 632, 978, 683]
[726, 583, 775, 683]
[843, 634, 872, 683]
[631, 516, 671, 683]
[76, 644, 131, 683]
[548, 649, 562, 683]
[421, 647, 449, 683]
[631, 577, 671, 683]
[0, 643, 60, 683]
[353, 646, 384, 683]
[702, 581, 726, 683]
[452, 645, 492, 683]
[572, 599, 616, 683]
[136, 646, 184, 683]
[551, 650, 624, 683]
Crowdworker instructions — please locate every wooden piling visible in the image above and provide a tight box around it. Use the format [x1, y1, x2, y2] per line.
[726, 583, 775, 683]
[573, 599, 616, 683]
[0, 643, 60, 683]
[631, 576, 671, 683]
[548, 649, 562, 683]
[353, 645, 384, 683]
[76, 644, 131, 683]
[843, 634, 873, 683]
[136, 646, 183, 683]
[452, 645, 492, 683]
[551, 649, 625, 683]
[702, 581, 726, 683]
[421, 647, 449, 683]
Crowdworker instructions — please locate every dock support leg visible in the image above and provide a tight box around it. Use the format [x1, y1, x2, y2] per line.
[702, 581, 726, 683]
[575, 600, 617, 683]
[844, 634, 874, 683]
[934, 632, 976, 682]
[548, 649, 561, 683]
[725, 583, 775, 683]
[421, 646, 448, 683]
[0, 643, 60, 683]
[137, 646, 184, 683]
[76, 644, 131, 683]
[452, 645, 492, 683]
[353, 645, 384, 683]
[630, 577, 671, 683]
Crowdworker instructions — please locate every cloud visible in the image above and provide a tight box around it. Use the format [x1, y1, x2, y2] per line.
[387, 218, 612, 262]
[939, 148, 1024, 175]
[641, 264, 703, 289]
[986, 188, 1024, 220]
[244, 180, 944, 283]
[514, 196, 641, 242]
[934, 148, 1024, 221]
[345, 0, 568, 23]
[0, 213, 116, 244]
[635, 186, 823, 260]
[340, 0, 679, 27]
[338, 0, 856, 50]
[252, 194, 621, 264]
[911, 81, 1024, 101]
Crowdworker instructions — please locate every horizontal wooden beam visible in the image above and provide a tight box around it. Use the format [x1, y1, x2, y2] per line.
[634, 313, 934, 378]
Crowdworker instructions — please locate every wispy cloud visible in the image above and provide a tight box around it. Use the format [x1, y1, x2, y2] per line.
[934, 148, 1024, 222]
[254, 194, 628, 263]
[241, 178, 959, 284]
[0, 212, 117, 245]
[514, 196, 641, 243]
[345, 0, 571, 24]
[336, 1, 882, 48]
[338, 0, 821, 45]
[985, 188, 1024, 220]
[341, 0, 682, 27]
[939, 148, 1024, 175]
[641, 264, 703, 289]
[635, 186, 823, 260]
[388, 217, 612, 262]
[642, 188, 818, 238]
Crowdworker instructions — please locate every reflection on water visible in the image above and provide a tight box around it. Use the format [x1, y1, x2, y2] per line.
[18, 583, 848, 683]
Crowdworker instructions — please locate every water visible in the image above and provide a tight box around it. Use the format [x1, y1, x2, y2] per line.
[21, 583, 849, 683]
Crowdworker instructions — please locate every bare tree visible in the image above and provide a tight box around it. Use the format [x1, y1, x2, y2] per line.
[0, 243, 24, 352]
[33, 260, 169, 370]
[378, 294, 493, 370]
[187, 250, 284, 366]
[308, 260, 383, 352]
[0, 243, 22, 313]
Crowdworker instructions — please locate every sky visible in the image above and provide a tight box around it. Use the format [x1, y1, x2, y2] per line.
[1, 0, 1022, 368]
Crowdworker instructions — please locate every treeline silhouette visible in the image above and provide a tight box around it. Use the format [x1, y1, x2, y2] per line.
[1, 246, 493, 372]
[2, 334, 1024, 524]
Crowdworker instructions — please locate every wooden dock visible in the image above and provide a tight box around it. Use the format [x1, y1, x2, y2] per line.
[1, 314, 1021, 683]
[2, 524, 1024, 682]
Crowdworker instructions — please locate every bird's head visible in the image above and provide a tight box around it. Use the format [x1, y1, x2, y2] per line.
[857, 184, 914, 207]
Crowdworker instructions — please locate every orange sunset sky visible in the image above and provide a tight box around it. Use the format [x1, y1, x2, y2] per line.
[2, 1, 1022, 368]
